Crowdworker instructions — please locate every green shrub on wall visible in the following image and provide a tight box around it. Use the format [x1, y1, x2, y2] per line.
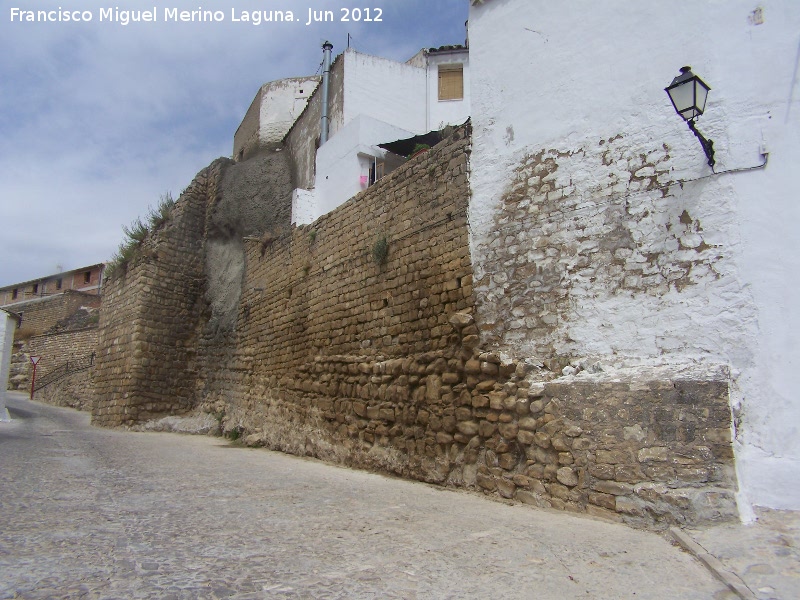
[372, 233, 389, 265]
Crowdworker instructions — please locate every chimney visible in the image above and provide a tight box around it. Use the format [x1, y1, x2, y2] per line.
[320, 41, 334, 145]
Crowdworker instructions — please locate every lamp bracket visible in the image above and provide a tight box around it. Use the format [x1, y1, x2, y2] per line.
[687, 118, 715, 168]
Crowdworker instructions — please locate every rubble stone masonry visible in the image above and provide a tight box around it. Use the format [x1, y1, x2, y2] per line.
[91, 126, 736, 528]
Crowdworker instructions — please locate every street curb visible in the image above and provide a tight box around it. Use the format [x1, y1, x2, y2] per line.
[669, 527, 757, 600]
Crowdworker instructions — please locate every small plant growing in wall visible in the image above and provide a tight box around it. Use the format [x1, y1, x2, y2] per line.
[308, 230, 317, 244]
[372, 233, 389, 265]
[105, 191, 180, 278]
[107, 216, 152, 277]
[122, 217, 148, 244]
[226, 425, 243, 442]
[147, 192, 176, 231]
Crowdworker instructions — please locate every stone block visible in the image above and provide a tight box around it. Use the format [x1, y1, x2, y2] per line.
[596, 450, 627, 464]
[588, 492, 616, 511]
[638, 447, 668, 462]
[496, 478, 516, 499]
[517, 430, 536, 445]
[457, 421, 480, 436]
[534, 432, 551, 448]
[498, 453, 517, 471]
[498, 422, 519, 439]
[593, 481, 633, 496]
[614, 465, 644, 482]
[585, 504, 623, 522]
[479, 421, 497, 438]
[488, 391, 506, 410]
[615, 496, 644, 516]
[436, 432, 454, 445]
[476, 472, 496, 491]
[476, 380, 497, 393]
[556, 467, 578, 487]
[548, 482, 570, 500]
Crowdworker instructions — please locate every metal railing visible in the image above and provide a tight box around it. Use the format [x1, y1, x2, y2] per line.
[33, 352, 95, 392]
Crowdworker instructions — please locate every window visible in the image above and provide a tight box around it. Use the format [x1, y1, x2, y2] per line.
[438, 65, 464, 101]
[84, 271, 91, 284]
[56, 278, 62, 290]
[11, 288, 18, 300]
[32, 283, 38, 295]
[369, 160, 385, 186]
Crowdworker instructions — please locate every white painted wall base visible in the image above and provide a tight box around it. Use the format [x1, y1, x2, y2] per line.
[291, 188, 318, 226]
[0, 310, 18, 422]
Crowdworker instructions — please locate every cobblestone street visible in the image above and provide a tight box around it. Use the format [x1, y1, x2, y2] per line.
[0, 393, 734, 599]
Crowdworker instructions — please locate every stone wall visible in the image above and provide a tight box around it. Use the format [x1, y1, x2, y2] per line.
[92, 161, 225, 426]
[92, 124, 736, 527]
[467, 0, 800, 514]
[36, 367, 95, 411]
[7, 292, 101, 392]
[93, 146, 296, 426]
[24, 327, 98, 379]
[196, 127, 474, 468]
[9, 291, 101, 339]
[233, 86, 263, 162]
[471, 139, 749, 365]
[201, 125, 734, 527]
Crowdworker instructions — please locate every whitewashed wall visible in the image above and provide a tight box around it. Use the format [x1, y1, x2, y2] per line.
[468, 0, 800, 514]
[313, 115, 415, 219]
[234, 76, 319, 160]
[425, 50, 471, 131]
[0, 310, 17, 421]
[342, 49, 427, 135]
[258, 77, 320, 145]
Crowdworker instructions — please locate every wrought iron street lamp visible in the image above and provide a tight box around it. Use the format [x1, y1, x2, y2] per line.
[665, 66, 715, 168]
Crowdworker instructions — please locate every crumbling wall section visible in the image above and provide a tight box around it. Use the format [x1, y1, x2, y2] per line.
[471, 137, 753, 368]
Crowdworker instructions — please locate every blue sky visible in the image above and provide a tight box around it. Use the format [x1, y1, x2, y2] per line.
[0, 0, 468, 286]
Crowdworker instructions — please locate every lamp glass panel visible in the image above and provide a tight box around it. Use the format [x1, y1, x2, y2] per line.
[668, 82, 695, 120]
[694, 81, 709, 115]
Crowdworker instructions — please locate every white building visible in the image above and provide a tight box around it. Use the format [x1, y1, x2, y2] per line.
[283, 45, 471, 225]
[468, 0, 800, 518]
[233, 76, 321, 162]
[0, 309, 20, 421]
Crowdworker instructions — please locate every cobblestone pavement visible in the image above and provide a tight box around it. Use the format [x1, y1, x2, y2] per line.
[679, 509, 800, 600]
[0, 393, 735, 599]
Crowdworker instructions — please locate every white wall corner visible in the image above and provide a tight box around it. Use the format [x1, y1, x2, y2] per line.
[291, 188, 318, 226]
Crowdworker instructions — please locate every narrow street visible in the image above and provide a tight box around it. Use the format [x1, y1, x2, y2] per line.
[0, 392, 734, 599]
